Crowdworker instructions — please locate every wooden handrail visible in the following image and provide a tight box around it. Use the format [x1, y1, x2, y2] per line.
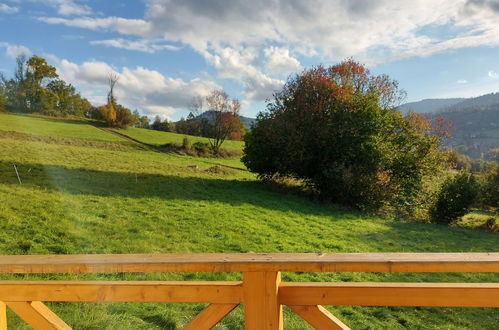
[0, 253, 497, 330]
[0, 252, 498, 273]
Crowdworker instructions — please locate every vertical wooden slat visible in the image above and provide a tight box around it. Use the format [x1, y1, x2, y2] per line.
[288, 305, 350, 330]
[6, 301, 71, 330]
[183, 303, 238, 330]
[0, 302, 6, 330]
[243, 271, 283, 330]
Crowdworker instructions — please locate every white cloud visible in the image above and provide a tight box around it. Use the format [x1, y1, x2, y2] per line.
[0, 3, 18, 14]
[54, 58, 219, 117]
[36, 0, 499, 106]
[29, 0, 91, 16]
[39, 16, 151, 35]
[36, 1, 499, 62]
[90, 38, 180, 53]
[488, 70, 498, 78]
[0, 42, 32, 58]
[457, 79, 468, 83]
[264, 46, 302, 77]
[203, 46, 284, 102]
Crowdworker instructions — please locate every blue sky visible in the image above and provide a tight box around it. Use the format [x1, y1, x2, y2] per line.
[1, 0, 499, 120]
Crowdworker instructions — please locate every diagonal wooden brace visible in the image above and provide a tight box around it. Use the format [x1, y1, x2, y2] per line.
[183, 303, 238, 330]
[6, 301, 71, 330]
[288, 305, 350, 330]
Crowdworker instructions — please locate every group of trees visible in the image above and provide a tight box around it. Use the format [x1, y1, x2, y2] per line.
[91, 73, 138, 129]
[1, 54, 245, 148]
[150, 90, 244, 152]
[0, 54, 145, 129]
[242, 59, 498, 221]
[0, 55, 93, 116]
[244, 60, 439, 211]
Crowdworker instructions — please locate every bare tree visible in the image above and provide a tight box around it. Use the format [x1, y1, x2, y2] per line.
[189, 95, 204, 116]
[205, 90, 241, 153]
[107, 72, 119, 105]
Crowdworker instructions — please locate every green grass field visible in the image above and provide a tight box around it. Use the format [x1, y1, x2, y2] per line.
[113, 127, 244, 151]
[0, 113, 124, 143]
[0, 113, 498, 329]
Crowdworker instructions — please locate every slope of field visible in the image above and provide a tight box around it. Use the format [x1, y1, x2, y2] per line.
[0, 113, 498, 329]
[114, 127, 244, 151]
[0, 113, 124, 142]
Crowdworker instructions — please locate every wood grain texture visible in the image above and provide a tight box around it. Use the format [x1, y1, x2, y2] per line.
[243, 272, 283, 330]
[288, 305, 350, 330]
[6, 301, 71, 330]
[0, 253, 497, 273]
[0, 281, 242, 303]
[183, 303, 238, 330]
[280, 282, 499, 307]
[0, 302, 6, 330]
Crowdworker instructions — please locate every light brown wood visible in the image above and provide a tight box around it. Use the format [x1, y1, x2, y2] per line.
[243, 272, 283, 330]
[288, 305, 350, 330]
[0, 302, 6, 330]
[280, 282, 499, 307]
[0, 253, 497, 273]
[6, 301, 71, 330]
[0, 281, 242, 303]
[183, 303, 238, 330]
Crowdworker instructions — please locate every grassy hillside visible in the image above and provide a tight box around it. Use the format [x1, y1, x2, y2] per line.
[0, 113, 124, 142]
[0, 113, 498, 329]
[114, 127, 244, 151]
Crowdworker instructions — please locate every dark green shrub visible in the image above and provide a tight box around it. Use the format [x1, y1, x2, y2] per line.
[192, 142, 210, 155]
[430, 171, 479, 224]
[479, 166, 499, 210]
[243, 61, 440, 211]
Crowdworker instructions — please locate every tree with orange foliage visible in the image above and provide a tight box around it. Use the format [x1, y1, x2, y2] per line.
[244, 60, 440, 211]
[204, 90, 241, 153]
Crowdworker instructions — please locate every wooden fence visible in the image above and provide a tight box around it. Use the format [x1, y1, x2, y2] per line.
[0, 252, 498, 329]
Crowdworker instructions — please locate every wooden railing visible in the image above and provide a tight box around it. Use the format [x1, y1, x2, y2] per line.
[0, 253, 498, 329]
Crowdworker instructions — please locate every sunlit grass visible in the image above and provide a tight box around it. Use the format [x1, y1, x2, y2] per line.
[0, 114, 498, 329]
[114, 126, 244, 151]
[0, 113, 124, 142]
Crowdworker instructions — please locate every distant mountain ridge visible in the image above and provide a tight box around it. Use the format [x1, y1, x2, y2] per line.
[192, 110, 256, 128]
[398, 98, 465, 114]
[399, 92, 499, 114]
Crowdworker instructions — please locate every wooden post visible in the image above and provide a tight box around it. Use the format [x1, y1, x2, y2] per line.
[243, 272, 283, 330]
[0, 302, 6, 330]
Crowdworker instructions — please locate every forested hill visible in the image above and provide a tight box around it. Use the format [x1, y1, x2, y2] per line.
[430, 102, 499, 159]
[399, 93, 499, 160]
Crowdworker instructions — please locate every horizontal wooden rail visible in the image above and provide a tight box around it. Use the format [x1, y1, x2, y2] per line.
[280, 282, 499, 307]
[0, 253, 497, 330]
[0, 281, 242, 303]
[1, 280, 497, 307]
[0, 252, 498, 273]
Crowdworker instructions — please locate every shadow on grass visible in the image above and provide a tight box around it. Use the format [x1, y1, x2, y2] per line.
[2, 161, 498, 250]
[0, 160, 341, 217]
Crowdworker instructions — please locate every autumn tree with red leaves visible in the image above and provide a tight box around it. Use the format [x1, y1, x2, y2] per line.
[243, 60, 440, 211]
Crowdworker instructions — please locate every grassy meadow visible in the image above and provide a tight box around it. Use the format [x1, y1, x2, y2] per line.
[0, 112, 498, 329]
[113, 127, 244, 151]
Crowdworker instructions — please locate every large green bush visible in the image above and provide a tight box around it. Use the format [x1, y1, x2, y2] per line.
[430, 171, 479, 224]
[479, 165, 499, 210]
[243, 60, 441, 211]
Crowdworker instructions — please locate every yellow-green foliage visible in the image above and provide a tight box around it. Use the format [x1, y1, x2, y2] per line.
[99, 103, 117, 125]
